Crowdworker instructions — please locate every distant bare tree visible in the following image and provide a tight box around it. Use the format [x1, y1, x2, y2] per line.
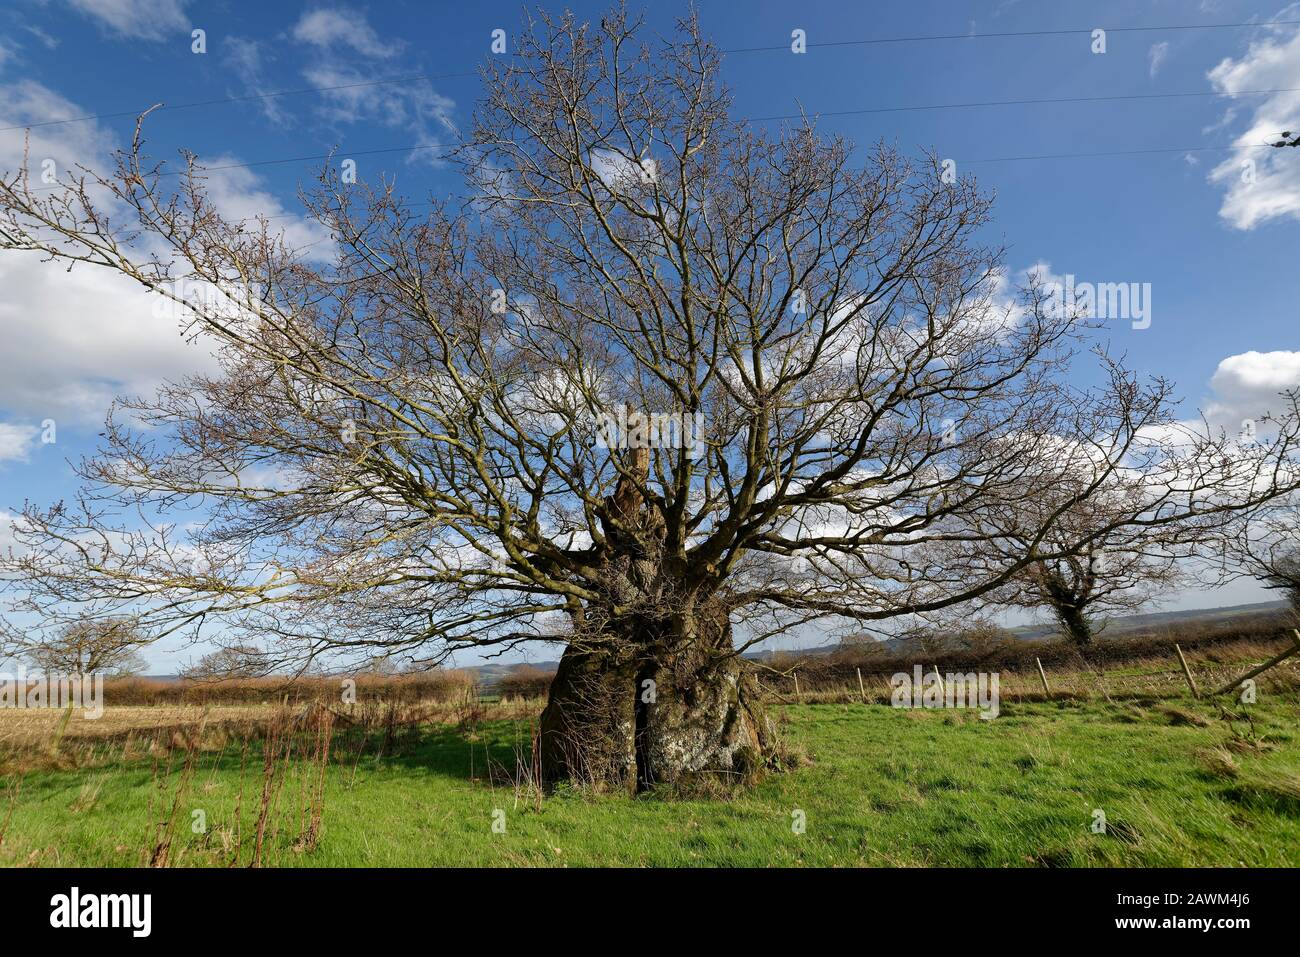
[891, 611, 1014, 657]
[829, 633, 888, 664]
[986, 473, 1195, 646]
[0, 8, 1297, 790]
[14, 617, 149, 676]
[179, 644, 269, 681]
[1218, 419, 1300, 618]
[354, 655, 400, 677]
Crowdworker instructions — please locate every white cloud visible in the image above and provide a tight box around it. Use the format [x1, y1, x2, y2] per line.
[0, 424, 39, 463]
[65, 0, 190, 42]
[1148, 41, 1170, 78]
[589, 148, 658, 189]
[1202, 350, 1300, 428]
[291, 8, 401, 58]
[0, 82, 332, 426]
[287, 9, 456, 164]
[974, 260, 1066, 334]
[296, 69, 457, 168]
[0, 511, 25, 556]
[0, 254, 221, 425]
[223, 37, 288, 125]
[1202, 106, 1238, 134]
[194, 157, 335, 254]
[0, 80, 113, 176]
[24, 26, 60, 51]
[1205, 11, 1300, 229]
[0, 82, 213, 424]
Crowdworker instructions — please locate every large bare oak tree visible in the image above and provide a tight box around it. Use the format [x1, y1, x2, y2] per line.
[2, 9, 1297, 790]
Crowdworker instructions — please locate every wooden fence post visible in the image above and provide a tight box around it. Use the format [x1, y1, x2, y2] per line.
[1211, 630, 1300, 697]
[932, 665, 945, 698]
[1035, 657, 1051, 697]
[1175, 644, 1199, 698]
[793, 672, 801, 701]
[856, 667, 866, 702]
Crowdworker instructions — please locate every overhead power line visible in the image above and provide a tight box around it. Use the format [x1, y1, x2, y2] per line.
[186, 143, 451, 175]
[725, 18, 1300, 54]
[958, 142, 1271, 164]
[4, 16, 1296, 194]
[3, 18, 1298, 133]
[749, 87, 1300, 123]
[0, 71, 478, 134]
[19, 138, 1274, 201]
[12, 80, 1296, 137]
[21, 142, 455, 195]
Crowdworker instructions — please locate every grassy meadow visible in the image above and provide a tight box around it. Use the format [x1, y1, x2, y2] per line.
[1, 644, 1298, 867]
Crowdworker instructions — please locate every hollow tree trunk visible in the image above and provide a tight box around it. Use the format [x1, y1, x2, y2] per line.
[537, 606, 773, 792]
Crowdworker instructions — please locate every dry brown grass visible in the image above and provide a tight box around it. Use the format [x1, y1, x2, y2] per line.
[0, 694, 548, 778]
[0, 705, 268, 748]
[771, 609, 1298, 690]
[3, 634, 1295, 763]
[89, 670, 481, 707]
[1, 626, 1294, 782]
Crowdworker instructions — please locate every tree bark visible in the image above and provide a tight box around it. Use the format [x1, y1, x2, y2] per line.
[537, 445, 774, 792]
[536, 637, 638, 792]
[537, 606, 773, 792]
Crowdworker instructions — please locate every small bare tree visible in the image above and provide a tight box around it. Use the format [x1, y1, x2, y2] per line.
[1217, 400, 1300, 618]
[179, 644, 269, 681]
[13, 617, 149, 676]
[986, 472, 1194, 646]
[1250, 534, 1300, 615]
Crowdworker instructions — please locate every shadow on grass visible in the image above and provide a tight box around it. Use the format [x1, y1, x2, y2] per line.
[4, 718, 537, 802]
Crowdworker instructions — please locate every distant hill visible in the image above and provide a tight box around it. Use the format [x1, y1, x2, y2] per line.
[1003, 600, 1289, 641]
[464, 661, 560, 685]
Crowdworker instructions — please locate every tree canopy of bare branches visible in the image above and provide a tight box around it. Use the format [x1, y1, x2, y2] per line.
[1216, 421, 1300, 618]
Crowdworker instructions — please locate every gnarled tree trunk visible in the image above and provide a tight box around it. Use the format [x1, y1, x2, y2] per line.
[536, 444, 774, 791]
[537, 604, 773, 792]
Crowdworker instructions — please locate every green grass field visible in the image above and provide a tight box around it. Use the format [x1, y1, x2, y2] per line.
[3, 692, 1298, 867]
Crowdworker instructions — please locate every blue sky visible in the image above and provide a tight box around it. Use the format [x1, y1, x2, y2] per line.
[1, 0, 1299, 667]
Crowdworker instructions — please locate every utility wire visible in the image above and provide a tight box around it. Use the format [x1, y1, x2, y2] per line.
[4, 17, 1296, 193]
[12, 81, 1295, 137]
[20, 143, 454, 194]
[958, 142, 1270, 164]
[3, 18, 1297, 133]
[749, 87, 1300, 123]
[13, 81, 1294, 188]
[0, 71, 477, 133]
[725, 18, 1300, 54]
[17, 138, 1274, 201]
